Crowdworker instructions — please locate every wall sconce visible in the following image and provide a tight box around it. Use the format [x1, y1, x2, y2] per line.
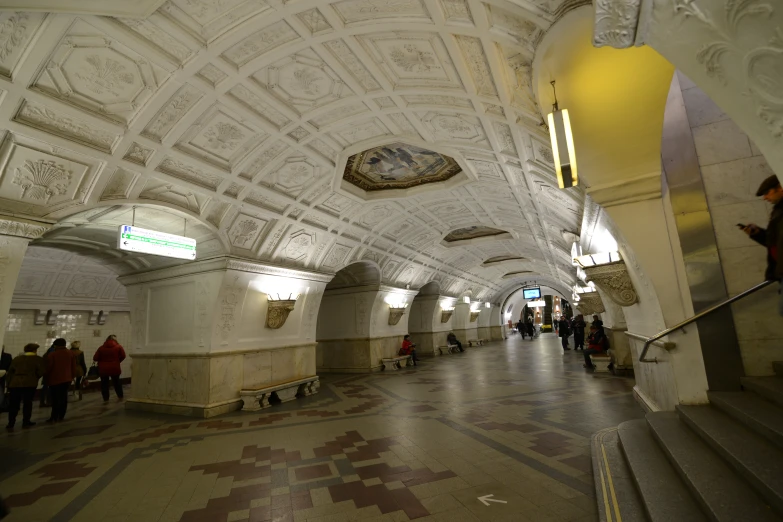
[547, 81, 578, 189]
[388, 303, 408, 326]
[484, 302, 491, 309]
[469, 311, 480, 323]
[265, 293, 299, 329]
[462, 296, 470, 304]
[440, 305, 454, 323]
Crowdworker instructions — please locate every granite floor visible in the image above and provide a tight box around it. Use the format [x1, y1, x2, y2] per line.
[0, 334, 643, 522]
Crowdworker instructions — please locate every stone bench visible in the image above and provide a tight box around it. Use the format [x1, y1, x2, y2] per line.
[240, 376, 320, 411]
[437, 344, 461, 355]
[468, 339, 488, 347]
[380, 355, 412, 371]
[590, 353, 612, 373]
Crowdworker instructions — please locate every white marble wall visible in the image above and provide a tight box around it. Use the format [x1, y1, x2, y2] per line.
[680, 72, 781, 376]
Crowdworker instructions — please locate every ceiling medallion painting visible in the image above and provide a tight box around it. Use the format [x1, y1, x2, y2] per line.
[342, 142, 461, 191]
[444, 226, 507, 243]
[483, 255, 525, 266]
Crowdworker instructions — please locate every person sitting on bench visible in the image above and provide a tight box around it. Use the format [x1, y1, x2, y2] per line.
[446, 332, 464, 352]
[583, 325, 609, 370]
[399, 335, 419, 366]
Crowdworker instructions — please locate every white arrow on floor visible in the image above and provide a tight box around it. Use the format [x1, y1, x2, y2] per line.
[477, 494, 508, 506]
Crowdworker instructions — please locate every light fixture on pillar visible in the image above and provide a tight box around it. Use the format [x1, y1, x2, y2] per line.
[547, 81, 578, 189]
[386, 295, 408, 325]
[469, 301, 480, 322]
[440, 301, 455, 323]
[265, 292, 299, 329]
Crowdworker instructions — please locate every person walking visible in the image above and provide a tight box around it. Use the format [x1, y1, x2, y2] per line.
[516, 319, 526, 339]
[0, 346, 11, 394]
[741, 175, 783, 314]
[526, 318, 535, 339]
[45, 338, 76, 423]
[5, 343, 45, 430]
[572, 315, 587, 351]
[38, 342, 56, 408]
[70, 341, 87, 400]
[558, 316, 571, 351]
[93, 335, 126, 402]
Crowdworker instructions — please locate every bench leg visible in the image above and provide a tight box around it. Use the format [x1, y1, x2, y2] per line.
[259, 393, 271, 409]
[276, 387, 298, 403]
[241, 397, 262, 412]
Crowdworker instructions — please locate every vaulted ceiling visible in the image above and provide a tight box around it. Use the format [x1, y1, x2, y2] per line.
[0, 0, 589, 301]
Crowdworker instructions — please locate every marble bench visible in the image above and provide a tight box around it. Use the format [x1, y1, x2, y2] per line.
[437, 344, 461, 355]
[240, 376, 320, 411]
[468, 339, 488, 347]
[589, 353, 612, 373]
[380, 355, 412, 371]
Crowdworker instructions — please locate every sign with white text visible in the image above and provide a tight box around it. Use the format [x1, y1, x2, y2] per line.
[117, 225, 196, 260]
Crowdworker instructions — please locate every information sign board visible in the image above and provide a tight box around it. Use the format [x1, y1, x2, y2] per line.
[117, 225, 196, 260]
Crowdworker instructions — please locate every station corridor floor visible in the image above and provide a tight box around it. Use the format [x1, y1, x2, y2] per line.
[0, 334, 643, 522]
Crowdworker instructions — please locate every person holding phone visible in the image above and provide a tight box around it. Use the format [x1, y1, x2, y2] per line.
[739, 174, 783, 315]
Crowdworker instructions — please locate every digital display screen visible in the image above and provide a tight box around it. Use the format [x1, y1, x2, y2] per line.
[523, 287, 541, 299]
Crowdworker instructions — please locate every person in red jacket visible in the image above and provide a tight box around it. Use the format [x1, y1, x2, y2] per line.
[45, 338, 77, 422]
[93, 334, 126, 402]
[399, 335, 419, 366]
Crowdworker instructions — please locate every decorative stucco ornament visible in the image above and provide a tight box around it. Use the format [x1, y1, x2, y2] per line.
[469, 311, 480, 323]
[576, 291, 606, 316]
[593, 0, 644, 48]
[266, 299, 296, 329]
[441, 310, 454, 323]
[583, 261, 638, 307]
[388, 307, 406, 326]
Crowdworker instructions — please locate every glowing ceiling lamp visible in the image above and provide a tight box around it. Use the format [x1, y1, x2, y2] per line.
[547, 81, 578, 189]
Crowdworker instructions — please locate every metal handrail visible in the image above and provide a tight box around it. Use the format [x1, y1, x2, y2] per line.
[639, 279, 776, 363]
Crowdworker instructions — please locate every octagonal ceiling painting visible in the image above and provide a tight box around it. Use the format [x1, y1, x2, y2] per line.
[444, 226, 507, 243]
[343, 142, 461, 191]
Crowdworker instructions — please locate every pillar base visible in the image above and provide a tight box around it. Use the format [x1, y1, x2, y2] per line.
[125, 397, 243, 418]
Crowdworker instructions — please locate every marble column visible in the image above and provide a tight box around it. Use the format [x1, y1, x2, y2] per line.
[0, 216, 50, 351]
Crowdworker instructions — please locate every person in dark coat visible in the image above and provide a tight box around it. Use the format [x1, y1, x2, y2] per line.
[526, 317, 535, 338]
[5, 343, 45, 430]
[39, 342, 56, 407]
[741, 175, 783, 314]
[558, 316, 571, 351]
[44, 338, 77, 422]
[93, 335, 126, 402]
[70, 341, 87, 400]
[446, 332, 463, 352]
[0, 346, 11, 394]
[516, 319, 526, 339]
[591, 315, 604, 330]
[571, 315, 587, 351]
[583, 326, 609, 370]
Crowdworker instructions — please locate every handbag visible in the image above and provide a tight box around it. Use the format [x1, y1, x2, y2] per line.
[86, 363, 100, 381]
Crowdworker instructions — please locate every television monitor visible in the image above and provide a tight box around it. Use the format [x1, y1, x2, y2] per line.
[523, 287, 541, 300]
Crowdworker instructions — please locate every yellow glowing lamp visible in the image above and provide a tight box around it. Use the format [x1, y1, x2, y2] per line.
[548, 108, 578, 189]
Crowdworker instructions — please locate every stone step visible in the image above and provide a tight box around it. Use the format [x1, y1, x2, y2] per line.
[647, 412, 780, 522]
[773, 361, 783, 378]
[616, 420, 706, 522]
[591, 426, 647, 522]
[678, 405, 783, 516]
[709, 391, 783, 450]
[742, 377, 783, 408]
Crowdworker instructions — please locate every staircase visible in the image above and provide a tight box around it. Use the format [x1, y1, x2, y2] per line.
[592, 363, 783, 522]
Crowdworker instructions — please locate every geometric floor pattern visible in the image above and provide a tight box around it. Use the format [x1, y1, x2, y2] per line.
[0, 334, 643, 521]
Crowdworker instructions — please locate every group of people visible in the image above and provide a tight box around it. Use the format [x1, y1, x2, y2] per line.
[555, 314, 611, 371]
[2, 334, 126, 430]
[515, 318, 537, 339]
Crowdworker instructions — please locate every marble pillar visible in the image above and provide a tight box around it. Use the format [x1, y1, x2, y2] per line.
[120, 257, 329, 417]
[0, 216, 50, 351]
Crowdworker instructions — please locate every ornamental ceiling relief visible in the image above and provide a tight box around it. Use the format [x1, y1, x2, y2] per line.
[0, 0, 584, 302]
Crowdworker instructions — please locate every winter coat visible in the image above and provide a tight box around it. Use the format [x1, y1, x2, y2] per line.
[572, 318, 587, 338]
[558, 319, 570, 337]
[750, 199, 783, 280]
[7, 353, 45, 388]
[46, 347, 77, 386]
[93, 339, 126, 377]
[71, 349, 87, 377]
